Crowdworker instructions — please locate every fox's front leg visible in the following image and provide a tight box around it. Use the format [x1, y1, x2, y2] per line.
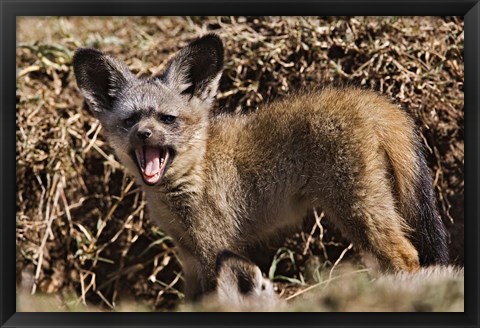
[178, 250, 205, 301]
[177, 244, 223, 301]
[179, 209, 247, 300]
[174, 198, 243, 300]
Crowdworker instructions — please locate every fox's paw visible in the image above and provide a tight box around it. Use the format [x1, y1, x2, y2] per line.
[390, 240, 420, 273]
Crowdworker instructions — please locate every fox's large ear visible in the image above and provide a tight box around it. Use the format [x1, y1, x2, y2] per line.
[215, 250, 263, 296]
[162, 34, 223, 104]
[73, 48, 134, 114]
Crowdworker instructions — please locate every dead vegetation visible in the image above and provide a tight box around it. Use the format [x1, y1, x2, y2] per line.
[16, 16, 463, 311]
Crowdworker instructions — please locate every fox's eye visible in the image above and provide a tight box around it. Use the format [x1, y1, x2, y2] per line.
[123, 115, 138, 128]
[160, 115, 176, 124]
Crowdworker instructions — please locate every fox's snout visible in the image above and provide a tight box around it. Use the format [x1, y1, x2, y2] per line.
[137, 127, 153, 140]
[129, 121, 166, 148]
[134, 125, 161, 145]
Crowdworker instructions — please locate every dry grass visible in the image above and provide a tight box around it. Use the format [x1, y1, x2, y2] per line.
[287, 266, 464, 312]
[16, 16, 464, 312]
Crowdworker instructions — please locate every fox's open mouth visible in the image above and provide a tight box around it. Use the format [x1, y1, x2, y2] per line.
[134, 146, 171, 185]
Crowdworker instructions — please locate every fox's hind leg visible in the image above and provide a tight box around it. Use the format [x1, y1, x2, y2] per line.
[323, 154, 420, 272]
[331, 195, 420, 272]
[357, 214, 420, 273]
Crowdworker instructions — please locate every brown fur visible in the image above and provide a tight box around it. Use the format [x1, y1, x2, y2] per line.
[73, 34, 448, 301]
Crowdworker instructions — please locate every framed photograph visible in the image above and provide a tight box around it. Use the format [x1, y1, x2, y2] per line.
[2, 1, 478, 327]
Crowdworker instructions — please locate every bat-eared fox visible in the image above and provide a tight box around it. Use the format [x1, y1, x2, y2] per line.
[73, 33, 449, 301]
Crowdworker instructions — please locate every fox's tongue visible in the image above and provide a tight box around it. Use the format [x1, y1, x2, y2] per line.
[144, 147, 161, 177]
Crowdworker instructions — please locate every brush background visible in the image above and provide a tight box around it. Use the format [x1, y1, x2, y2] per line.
[16, 16, 464, 311]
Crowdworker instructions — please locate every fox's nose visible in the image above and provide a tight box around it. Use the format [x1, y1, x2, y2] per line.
[137, 128, 152, 140]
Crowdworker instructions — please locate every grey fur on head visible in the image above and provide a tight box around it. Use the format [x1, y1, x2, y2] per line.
[73, 33, 224, 116]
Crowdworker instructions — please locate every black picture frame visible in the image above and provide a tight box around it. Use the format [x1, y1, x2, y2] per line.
[2, 1, 478, 327]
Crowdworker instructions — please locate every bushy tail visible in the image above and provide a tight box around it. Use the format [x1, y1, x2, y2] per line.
[406, 139, 449, 265]
[377, 108, 449, 266]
